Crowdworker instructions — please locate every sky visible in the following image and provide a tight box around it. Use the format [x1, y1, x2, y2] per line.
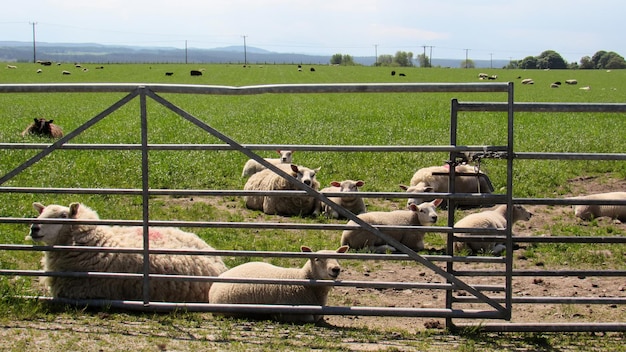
[1, 0, 624, 63]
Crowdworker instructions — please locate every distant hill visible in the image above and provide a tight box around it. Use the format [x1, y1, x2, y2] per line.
[0, 41, 510, 68]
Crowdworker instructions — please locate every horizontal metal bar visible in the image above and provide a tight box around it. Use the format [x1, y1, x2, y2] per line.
[457, 101, 626, 112]
[453, 270, 626, 277]
[516, 152, 626, 160]
[454, 296, 626, 305]
[0, 82, 511, 95]
[512, 236, 626, 244]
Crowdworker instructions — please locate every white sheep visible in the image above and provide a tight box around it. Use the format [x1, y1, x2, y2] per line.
[208, 245, 349, 323]
[453, 204, 533, 256]
[241, 150, 294, 177]
[565, 79, 578, 85]
[244, 163, 321, 216]
[572, 192, 626, 221]
[318, 180, 366, 219]
[521, 78, 534, 85]
[340, 199, 442, 253]
[400, 164, 494, 208]
[26, 202, 228, 302]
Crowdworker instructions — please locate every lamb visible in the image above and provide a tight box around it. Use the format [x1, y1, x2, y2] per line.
[565, 79, 578, 85]
[400, 164, 494, 208]
[340, 199, 442, 253]
[26, 202, 228, 302]
[244, 163, 321, 216]
[241, 150, 294, 177]
[21, 118, 64, 138]
[208, 245, 349, 323]
[318, 180, 366, 219]
[453, 204, 533, 256]
[572, 192, 626, 221]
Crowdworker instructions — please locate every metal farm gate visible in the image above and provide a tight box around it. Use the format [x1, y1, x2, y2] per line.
[0, 82, 624, 332]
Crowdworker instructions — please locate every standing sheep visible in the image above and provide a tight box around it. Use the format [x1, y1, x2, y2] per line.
[400, 164, 494, 208]
[21, 118, 64, 138]
[572, 192, 626, 221]
[26, 202, 227, 302]
[453, 204, 533, 256]
[209, 245, 349, 323]
[244, 163, 321, 216]
[318, 180, 366, 219]
[241, 150, 294, 177]
[340, 199, 442, 253]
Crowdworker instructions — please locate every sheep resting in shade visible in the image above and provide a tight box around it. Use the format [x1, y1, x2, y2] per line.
[209, 245, 349, 323]
[453, 204, 533, 256]
[340, 199, 442, 254]
[26, 202, 227, 302]
[244, 163, 321, 216]
[572, 192, 626, 221]
[21, 118, 64, 138]
[318, 179, 366, 219]
[400, 164, 494, 208]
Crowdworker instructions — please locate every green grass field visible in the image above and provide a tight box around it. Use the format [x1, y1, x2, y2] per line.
[1, 63, 625, 350]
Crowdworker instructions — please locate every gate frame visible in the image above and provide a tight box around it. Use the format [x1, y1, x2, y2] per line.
[1, 82, 625, 332]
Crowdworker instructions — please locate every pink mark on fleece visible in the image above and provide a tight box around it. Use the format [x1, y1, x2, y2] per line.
[135, 228, 164, 241]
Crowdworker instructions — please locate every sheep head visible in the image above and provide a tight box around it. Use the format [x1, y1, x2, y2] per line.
[302, 245, 349, 280]
[408, 199, 442, 225]
[26, 202, 98, 245]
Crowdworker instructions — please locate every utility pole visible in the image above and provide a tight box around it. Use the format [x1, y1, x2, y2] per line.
[185, 40, 188, 64]
[464, 48, 470, 68]
[490, 53, 493, 69]
[429, 46, 433, 67]
[30, 21, 37, 63]
[242, 35, 248, 66]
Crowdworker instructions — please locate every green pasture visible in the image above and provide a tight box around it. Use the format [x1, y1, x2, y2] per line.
[0, 64, 625, 349]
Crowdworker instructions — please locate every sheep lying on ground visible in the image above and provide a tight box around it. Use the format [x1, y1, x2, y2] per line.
[21, 118, 64, 138]
[318, 180, 366, 219]
[400, 164, 494, 208]
[209, 245, 349, 323]
[244, 163, 321, 216]
[453, 204, 533, 256]
[572, 192, 626, 221]
[241, 150, 294, 177]
[26, 202, 227, 302]
[340, 199, 442, 253]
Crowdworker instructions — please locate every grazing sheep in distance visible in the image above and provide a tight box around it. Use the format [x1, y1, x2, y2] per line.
[391, 70, 396, 76]
[550, 83, 559, 88]
[209, 245, 349, 323]
[36, 69, 42, 73]
[478, 73, 488, 79]
[400, 164, 494, 208]
[62, 70, 71, 75]
[165, 72, 174, 76]
[340, 199, 442, 253]
[310, 67, 316, 72]
[190, 70, 203, 76]
[241, 150, 294, 177]
[572, 192, 626, 221]
[21, 118, 64, 138]
[318, 180, 366, 219]
[26, 202, 227, 302]
[521, 78, 534, 85]
[453, 204, 533, 256]
[565, 79, 578, 85]
[399, 73, 406, 77]
[7, 64, 17, 69]
[244, 163, 321, 216]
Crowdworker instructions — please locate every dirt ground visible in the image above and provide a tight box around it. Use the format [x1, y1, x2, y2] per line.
[322, 175, 626, 332]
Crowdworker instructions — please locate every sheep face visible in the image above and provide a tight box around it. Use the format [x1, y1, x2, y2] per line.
[512, 204, 533, 222]
[410, 199, 441, 225]
[290, 164, 319, 187]
[277, 150, 293, 163]
[331, 180, 364, 193]
[400, 183, 436, 207]
[302, 245, 349, 280]
[27, 203, 72, 245]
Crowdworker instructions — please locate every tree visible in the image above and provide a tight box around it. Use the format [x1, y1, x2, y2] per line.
[460, 59, 475, 69]
[605, 53, 626, 69]
[591, 50, 607, 68]
[393, 51, 414, 67]
[416, 53, 431, 68]
[536, 50, 567, 69]
[329, 53, 356, 66]
[590, 51, 626, 69]
[377, 54, 393, 66]
[579, 56, 594, 69]
[330, 53, 343, 65]
[519, 56, 538, 69]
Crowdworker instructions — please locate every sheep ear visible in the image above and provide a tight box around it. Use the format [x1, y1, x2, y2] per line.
[432, 198, 443, 207]
[399, 184, 408, 191]
[48, 120, 54, 124]
[33, 118, 38, 123]
[355, 181, 364, 187]
[408, 203, 418, 211]
[290, 164, 299, 173]
[33, 202, 45, 214]
[300, 246, 312, 253]
[330, 181, 341, 187]
[69, 203, 80, 218]
[336, 245, 349, 253]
